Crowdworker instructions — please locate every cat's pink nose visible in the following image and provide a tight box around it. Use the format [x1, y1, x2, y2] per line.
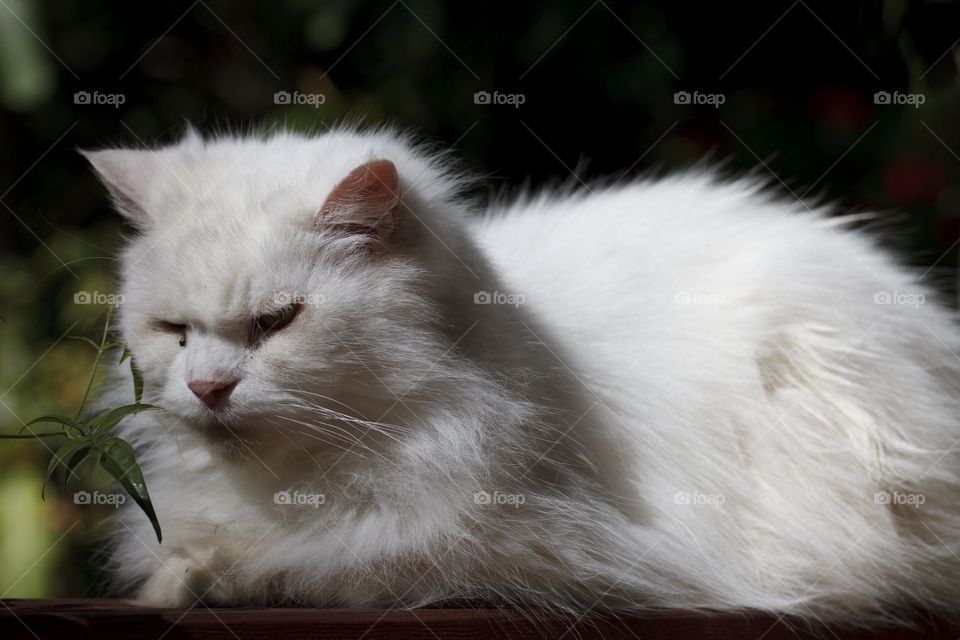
[188, 378, 238, 409]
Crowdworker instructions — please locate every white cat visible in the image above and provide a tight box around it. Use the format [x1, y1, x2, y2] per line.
[82, 126, 960, 621]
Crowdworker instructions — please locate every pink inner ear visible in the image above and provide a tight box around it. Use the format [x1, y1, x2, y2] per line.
[317, 160, 400, 242]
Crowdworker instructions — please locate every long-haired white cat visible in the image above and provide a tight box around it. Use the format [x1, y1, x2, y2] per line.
[82, 125, 960, 622]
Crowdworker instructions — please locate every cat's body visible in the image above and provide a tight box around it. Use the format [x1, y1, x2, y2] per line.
[85, 127, 960, 621]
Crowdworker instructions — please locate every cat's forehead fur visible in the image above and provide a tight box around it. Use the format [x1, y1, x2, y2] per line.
[91, 127, 460, 324]
[95, 127, 459, 223]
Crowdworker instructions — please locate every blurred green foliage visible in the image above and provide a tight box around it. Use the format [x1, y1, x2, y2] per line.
[0, 0, 959, 597]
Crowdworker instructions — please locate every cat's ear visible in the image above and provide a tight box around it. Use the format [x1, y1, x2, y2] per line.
[80, 148, 158, 225]
[315, 159, 401, 248]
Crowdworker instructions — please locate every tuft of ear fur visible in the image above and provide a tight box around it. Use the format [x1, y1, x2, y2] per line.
[81, 126, 201, 226]
[80, 148, 159, 225]
[315, 159, 401, 248]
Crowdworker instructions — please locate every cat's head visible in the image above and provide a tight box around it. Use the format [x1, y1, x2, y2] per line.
[82, 127, 472, 448]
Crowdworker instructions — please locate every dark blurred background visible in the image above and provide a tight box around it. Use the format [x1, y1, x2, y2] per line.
[1, 0, 958, 597]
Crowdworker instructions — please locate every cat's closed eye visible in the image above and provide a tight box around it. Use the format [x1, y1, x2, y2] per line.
[249, 303, 301, 345]
[153, 320, 187, 346]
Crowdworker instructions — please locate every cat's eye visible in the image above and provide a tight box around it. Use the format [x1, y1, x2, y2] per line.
[249, 304, 301, 345]
[154, 320, 187, 347]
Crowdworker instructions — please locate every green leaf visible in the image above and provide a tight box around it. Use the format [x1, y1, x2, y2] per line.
[21, 414, 84, 434]
[42, 438, 92, 499]
[99, 438, 162, 543]
[67, 336, 101, 351]
[88, 403, 157, 437]
[64, 446, 95, 488]
[117, 346, 144, 402]
[98, 342, 123, 356]
[130, 359, 144, 404]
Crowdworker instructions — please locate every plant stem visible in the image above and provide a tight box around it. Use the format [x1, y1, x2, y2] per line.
[75, 306, 114, 421]
[0, 433, 64, 439]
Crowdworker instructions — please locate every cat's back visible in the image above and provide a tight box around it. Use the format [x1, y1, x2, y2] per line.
[468, 172, 959, 410]
[473, 173, 847, 296]
[470, 173, 913, 341]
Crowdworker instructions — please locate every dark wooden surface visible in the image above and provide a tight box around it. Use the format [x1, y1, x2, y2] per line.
[2, 599, 958, 639]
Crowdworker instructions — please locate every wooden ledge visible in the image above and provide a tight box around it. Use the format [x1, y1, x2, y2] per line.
[2, 599, 958, 639]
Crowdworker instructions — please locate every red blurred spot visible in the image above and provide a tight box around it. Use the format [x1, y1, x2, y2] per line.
[808, 86, 873, 131]
[937, 218, 960, 248]
[884, 158, 946, 206]
[680, 125, 722, 154]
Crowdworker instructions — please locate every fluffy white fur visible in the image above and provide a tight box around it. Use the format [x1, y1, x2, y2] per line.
[83, 126, 960, 622]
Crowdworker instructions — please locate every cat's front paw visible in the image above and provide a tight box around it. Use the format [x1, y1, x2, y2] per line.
[135, 550, 232, 607]
[136, 556, 202, 607]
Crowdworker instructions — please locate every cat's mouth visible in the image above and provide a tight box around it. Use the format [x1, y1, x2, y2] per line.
[188, 410, 254, 441]
[186, 406, 299, 448]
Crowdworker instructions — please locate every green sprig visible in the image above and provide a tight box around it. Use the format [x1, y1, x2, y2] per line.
[0, 307, 163, 542]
